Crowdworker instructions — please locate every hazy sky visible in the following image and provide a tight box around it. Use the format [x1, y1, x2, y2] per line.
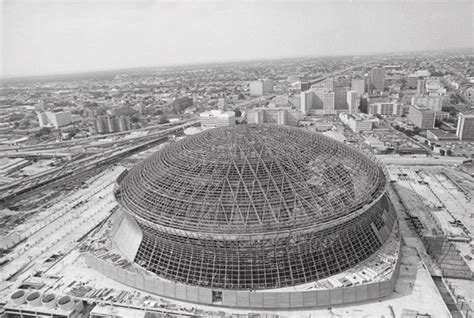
[1, 0, 472, 77]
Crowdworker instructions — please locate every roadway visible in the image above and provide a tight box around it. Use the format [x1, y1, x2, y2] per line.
[0, 120, 199, 203]
[0, 120, 191, 152]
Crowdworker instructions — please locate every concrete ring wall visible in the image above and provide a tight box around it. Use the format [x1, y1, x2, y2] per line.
[84, 250, 401, 310]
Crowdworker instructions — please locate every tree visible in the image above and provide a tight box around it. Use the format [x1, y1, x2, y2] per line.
[446, 149, 452, 156]
[157, 114, 169, 124]
[130, 114, 140, 123]
[234, 108, 242, 118]
[439, 149, 446, 156]
[413, 126, 421, 135]
[36, 127, 52, 137]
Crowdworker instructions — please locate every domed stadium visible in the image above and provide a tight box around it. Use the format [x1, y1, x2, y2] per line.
[114, 124, 396, 291]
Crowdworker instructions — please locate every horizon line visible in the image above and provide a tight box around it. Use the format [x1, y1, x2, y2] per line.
[1, 46, 472, 82]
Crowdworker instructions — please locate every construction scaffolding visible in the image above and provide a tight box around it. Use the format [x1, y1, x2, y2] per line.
[115, 124, 396, 290]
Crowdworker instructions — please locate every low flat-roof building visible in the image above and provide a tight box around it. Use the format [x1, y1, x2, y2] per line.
[4, 290, 84, 318]
[339, 113, 376, 132]
[427, 129, 458, 141]
[200, 110, 235, 128]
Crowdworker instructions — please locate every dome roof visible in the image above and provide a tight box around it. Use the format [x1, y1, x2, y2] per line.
[117, 124, 386, 234]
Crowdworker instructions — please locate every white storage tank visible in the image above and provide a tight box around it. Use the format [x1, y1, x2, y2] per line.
[10, 290, 27, 305]
[58, 295, 75, 311]
[26, 291, 41, 306]
[42, 293, 57, 308]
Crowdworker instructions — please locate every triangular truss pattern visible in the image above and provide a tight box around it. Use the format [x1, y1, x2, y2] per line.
[116, 124, 393, 290]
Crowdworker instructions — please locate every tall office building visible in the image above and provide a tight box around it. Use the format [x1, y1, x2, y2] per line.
[117, 115, 131, 132]
[368, 102, 401, 116]
[416, 79, 426, 95]
[94, 115, 131, 134]
[346, 91, 359, 113]
[300, 82, 311, 91]
[105, 115, 115, 133]
[36, 112, 49, 127]
[322, 91, 336, 112]
[301, 78, 348, 114]
[351, 78, 366, 95]
[300, 91, 314, 115]
[247, 108, 304, 126]
[95, 117, 105, 134]
[37, 111, 73, 128]
[369, 67, 386, 93]
[456, 113, 474, 140]
[408, 105, 435, 129]
[334, 86, 349, 110]
[262, 78, 274, 94]
[249, 79, 274, 96]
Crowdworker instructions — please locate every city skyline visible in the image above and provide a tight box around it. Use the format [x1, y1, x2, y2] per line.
[2, 0, 472, 77]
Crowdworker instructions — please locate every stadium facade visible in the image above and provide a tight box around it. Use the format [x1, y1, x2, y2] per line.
[99, 124, 399, 308]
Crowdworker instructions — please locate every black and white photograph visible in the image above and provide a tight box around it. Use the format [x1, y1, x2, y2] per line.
[0, 0, 473, 317]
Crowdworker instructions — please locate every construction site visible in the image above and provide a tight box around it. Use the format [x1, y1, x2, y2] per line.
[388, 166, 474, 317]
[0, 124, 472, 318]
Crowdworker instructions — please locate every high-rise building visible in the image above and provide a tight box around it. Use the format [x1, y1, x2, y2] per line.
[200, 110, 236, 128]
[368, 102, 402, 116]
[249, 79, 274, 96]
[408, 105, 435, 129]
[369, 67, 386, 93]
[37, 111, 73, 128]
[334, 86, 349, 110]
[95, 117, 105, 134]
[105, 115, 115, 133]
[94, 115, 131, 134]
[456, 113, 474, 140]
[49, 111, 72, 129]
[117, 115, 131, 132]
[247, 108, 303, 126]
[346, 91, 359, 113]
[301, 78, 347, 114]
[36, 112, 49, 127]
[322, 91, 336, 112]
[351, 78, 365, 95]
[416, 79, 426, 95]
[300, 82, 311, 91]
[407, 75, 418, 89]
[262, 78, 274, 94]
[300, 91, 314, 115]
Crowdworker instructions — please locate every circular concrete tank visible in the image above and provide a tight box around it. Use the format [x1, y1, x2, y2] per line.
[26, 291, 41, 306]
[58, 295, 74, 311]
[10, 290, 26, 305]
[42, 293, 57, 308]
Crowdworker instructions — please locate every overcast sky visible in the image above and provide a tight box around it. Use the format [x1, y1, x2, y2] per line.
[1, 0, 472, 77]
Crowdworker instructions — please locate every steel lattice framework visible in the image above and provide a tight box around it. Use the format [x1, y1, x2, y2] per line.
[115, 124, 395, 290]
